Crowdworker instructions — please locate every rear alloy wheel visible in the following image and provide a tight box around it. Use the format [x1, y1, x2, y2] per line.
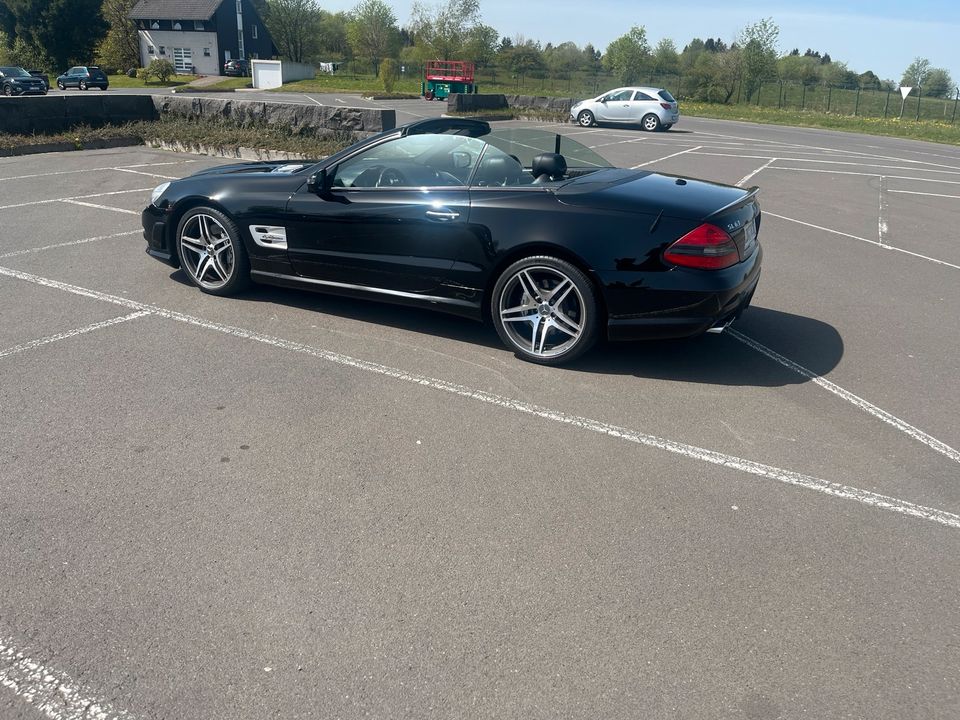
[492, 256, 599, 365]
[79, 80, 87, 90]
[577, 110, 595, 127]
[641, 113, 661, 132]
[176, 207, 251, 296]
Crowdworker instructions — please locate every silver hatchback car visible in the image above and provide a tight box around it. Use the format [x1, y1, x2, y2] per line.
[571, 86, 679, 131]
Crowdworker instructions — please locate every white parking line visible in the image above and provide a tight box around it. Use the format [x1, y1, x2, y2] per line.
[0, 230, 140, 259]
[0, 188, 151, 212]
[0, 263, 958, 530]
[0, 636, 134, 719]
[888, 189, 960, 199]
[878, 177, 888, 245]
[691, 151, 960, 177]
[0, 311, 148, 359]
[631, 146, 701, 169]
[764, 166, 960, 185]
[765, 211, 960, 271]
[63, 200, 139, 215]
[112, 168, 178, 180]
[0, 160, 194, 183]
[736, 158, 777, 187]
[729, 329, 960, 465]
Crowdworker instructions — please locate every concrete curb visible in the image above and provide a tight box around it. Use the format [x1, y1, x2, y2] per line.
[0, 136, 143, 157]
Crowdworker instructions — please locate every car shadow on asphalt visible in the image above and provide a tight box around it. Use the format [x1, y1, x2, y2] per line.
[170, 271, 841, 387]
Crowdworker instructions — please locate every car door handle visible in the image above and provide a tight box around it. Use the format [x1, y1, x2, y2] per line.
[425, 209, 460, 221]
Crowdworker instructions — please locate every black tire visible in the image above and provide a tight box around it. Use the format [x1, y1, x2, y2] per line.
[79, 80, 87, 90]
[661, 123, 673, 131]
[3, 85, 12, 96]
[99, 86, 107, 91]
[175, 206, 251, 296]
[577, 110, 595, 127]
[641, 113, 661, 132]
[57, 81, 65, 90]
[491, 255, 600, 365]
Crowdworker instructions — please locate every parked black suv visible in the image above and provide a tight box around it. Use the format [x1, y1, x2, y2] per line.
[223, 59, 249, 76]
[56, 66, 109, 91]
[27, 69, 50, 91]
[0, 66, 47, 95]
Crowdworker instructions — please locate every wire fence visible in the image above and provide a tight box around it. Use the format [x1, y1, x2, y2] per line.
[322, 61, 960, 123]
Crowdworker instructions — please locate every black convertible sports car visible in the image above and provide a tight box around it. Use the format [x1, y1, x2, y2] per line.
[142, 118, 762, 365]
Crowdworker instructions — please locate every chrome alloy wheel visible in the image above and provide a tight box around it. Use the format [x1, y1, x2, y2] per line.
[498, 266, 586, 358]
[179, 213, 236, 290]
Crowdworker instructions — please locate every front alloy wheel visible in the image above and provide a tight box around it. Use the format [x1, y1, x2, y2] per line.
[3, 85, 11, 96]
[176, 207, 250, 295]
[79, 80, 87, 90]
[492, 256, 599, 365]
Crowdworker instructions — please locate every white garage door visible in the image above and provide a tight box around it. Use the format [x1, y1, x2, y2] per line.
[173, 48, 192, 74]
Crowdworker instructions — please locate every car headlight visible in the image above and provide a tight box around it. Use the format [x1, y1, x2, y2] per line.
[151, 182, 170, 206]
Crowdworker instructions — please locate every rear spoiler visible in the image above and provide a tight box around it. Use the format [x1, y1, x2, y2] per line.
[705, 186, 760, 221]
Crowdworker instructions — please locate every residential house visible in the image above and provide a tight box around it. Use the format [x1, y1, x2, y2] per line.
[129, 0, 277, 76]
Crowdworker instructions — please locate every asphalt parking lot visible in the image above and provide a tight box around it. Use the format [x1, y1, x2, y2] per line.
[1, 114, 959, 719]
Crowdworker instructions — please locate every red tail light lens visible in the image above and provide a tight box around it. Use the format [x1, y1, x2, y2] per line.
[664, 223, 740, 270]
[660, 102, 672, 109]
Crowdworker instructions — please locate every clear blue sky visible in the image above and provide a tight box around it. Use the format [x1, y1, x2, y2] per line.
[319, 0, 958, 83]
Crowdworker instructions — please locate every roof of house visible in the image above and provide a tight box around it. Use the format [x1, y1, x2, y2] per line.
[128, 0, 223, 20]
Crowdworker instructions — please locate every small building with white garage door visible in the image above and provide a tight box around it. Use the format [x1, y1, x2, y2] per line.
[129, 0, 277, 76]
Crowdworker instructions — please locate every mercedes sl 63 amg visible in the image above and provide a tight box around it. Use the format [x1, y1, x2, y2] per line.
[142, 118, 762, 365]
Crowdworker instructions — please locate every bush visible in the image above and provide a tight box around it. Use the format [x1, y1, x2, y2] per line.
[126, 68, 137, 78]
[379, 59, 397, 93]
[143, 58, 176, 83]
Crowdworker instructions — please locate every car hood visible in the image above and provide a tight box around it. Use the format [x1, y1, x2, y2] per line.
[188, 161, 319, 177]
[555, 168, 750, 220]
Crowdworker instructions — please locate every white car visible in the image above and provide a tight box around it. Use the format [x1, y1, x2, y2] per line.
[571, 86, 679, 131]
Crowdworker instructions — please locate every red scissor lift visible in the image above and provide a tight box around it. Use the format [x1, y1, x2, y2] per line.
[422, 60, 476, 100]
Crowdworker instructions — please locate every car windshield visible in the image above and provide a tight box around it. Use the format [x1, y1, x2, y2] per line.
[485, 128, 612, 172]
[0, 67, 30, 78]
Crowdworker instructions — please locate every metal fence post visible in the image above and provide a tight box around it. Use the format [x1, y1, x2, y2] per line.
[827, 86, 832, 112]
[736, 79, 741, 104]
[953, 88, 959, 123]
[916, 86, 922, 121]
[854, 87, 860, 116]
[778, 81, 783, 109]
[801, 84, 806, 110]
[883, 89, 890, 119]
[757, 81, 762, 106]
[677, 74, 682, 98]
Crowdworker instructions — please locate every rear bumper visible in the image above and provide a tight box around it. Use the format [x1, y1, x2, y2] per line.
[601, 246, 762, 341]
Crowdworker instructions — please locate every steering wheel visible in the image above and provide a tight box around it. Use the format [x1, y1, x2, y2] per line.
[376, 167, 407, 187]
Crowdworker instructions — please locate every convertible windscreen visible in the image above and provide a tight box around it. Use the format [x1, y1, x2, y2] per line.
[485, 129, 613, 171]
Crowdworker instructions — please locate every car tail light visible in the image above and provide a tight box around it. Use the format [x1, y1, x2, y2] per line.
[660, 102, 672, 109]
[664, 223, 740, 270]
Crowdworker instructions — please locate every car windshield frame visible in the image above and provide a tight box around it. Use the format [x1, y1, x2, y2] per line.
[0, 67, 31, 78]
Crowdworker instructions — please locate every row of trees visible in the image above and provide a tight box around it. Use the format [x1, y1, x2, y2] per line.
[0, 0, 954, 101]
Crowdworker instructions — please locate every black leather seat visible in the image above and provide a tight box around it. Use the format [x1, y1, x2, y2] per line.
[531, 153, 567, 183]
[473, 154, 527, 187]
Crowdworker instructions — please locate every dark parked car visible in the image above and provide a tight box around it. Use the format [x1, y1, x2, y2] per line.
[56, 66, 109, 91]
[27, 69, 50, 91]
[223, 59, 249, 76]
[142, 118, 762, 365]
[0, 66, 47, 95]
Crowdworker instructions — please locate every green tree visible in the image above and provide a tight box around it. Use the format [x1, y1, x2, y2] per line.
[409, 0, 480, 60]
[857, 70, 881, 90]
[900, 57, 931, 87]
[543, 40, 581, 79]
[602, 25, 649, 85]
[378, 56, 397, 91]
[651, 37, 678, 75]
[346, 0, 399, 74]
[265, 0, 322, 63]
[318, 11, 351, 59]
[738, 17, 779, 101]
[5, 0, 107, 70]
[923, 67, 954, 98]
[461, 23, 498, 68]
[94, 0, 139, 72]
[777, 54, 819, 85]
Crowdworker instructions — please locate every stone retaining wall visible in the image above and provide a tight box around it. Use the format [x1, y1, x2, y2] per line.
[447, 93, 578, 115]
[0, 94, 395, 136]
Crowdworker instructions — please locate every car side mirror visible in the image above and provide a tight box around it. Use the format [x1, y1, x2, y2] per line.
[307, 168, 331, 195]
